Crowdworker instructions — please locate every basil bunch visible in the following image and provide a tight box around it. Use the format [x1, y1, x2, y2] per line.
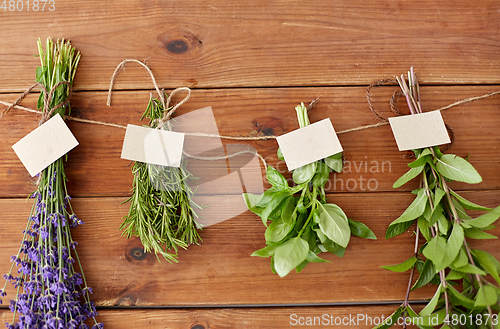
[378, 69, 500, 329]
[243, 103, 375, 277]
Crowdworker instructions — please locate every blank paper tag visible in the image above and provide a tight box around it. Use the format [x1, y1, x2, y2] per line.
[121, 124, 185, 167]
[389, 111, 450, 151]
[277, 119, 343, 171]
[12, 114, 79, 177]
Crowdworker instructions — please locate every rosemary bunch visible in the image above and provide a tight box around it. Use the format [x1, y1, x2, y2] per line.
[378, 68, 500, 329]
[120, 96, 203, 262]
[0, 38, 102, 329]
[244, 103, 376, 277]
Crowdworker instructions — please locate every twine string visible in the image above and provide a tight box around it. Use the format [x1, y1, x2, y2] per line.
[3, 81, 73, 125]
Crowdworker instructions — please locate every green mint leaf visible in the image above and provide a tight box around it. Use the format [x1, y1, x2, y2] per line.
[474, 285, 498, 307]
[389, 189, 428, 225]
[348, 218, 377, 239]
[472, 249, 500, 285]
[324, 152, 342, 173]
[435, 154, 482, 184]
[372, 306, 402, 329]
[435, 223, 464, 271]
[393, 165, 425, 188]
[419, 284, 443, 317]
[412, 259, 437, 291]
[292, 162, 316, 184]
[447, 285, 475, 309]
[266, 166, 289, 189]
[445, 270, 465, 281]
[464, 228, 498, 240]
[462, 205, 500, 229]
[451, 263, 487, 275]
[407, 148, 432, 168]
[422, 236, 447, 265]
[451, 248, 468, 268]
[317, 203, 350, 248]
[449, 190, 492, 211]
[381, 255, 417, 273]
[386, 220, 413, 239]
[273, 237, 309, 277]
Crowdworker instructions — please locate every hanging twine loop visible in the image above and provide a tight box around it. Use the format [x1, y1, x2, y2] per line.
[3, 81, 73, 125]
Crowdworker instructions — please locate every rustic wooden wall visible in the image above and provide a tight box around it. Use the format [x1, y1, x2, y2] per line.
[0, 1, 499, 328]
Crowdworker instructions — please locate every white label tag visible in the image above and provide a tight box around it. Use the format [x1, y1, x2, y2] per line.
[12, 114, 79, 177]
[277, 118, 343, 171]
[121, 124, 185, 167]
[389, 111, 451, 151]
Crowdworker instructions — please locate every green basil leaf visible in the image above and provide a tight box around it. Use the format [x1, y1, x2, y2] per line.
[435, 223, 464, 271]
[472, 249, 500, 285]
[260, 191, 291, 225]
[462, 205, 500, 229]
[464, 228, 498, 240]
[273, 237, 309, 277]
[475, 285, 498, 307]
[251, 245, 278, 258]
[450, 190, 492, 211]
[266, 166, 289, 189]
[242, 193, 263, 214]
[292, 162, 316, 184]
[393, 165, 425, 188]
[389, 189, 428, 225]
[265, 218, 294, 243]
[324, 152, 342, 173]
[348, 218, 377, 239]
[281, 196, 296, 225]
[435, 154, 482, 184]
[420, 284, 443, 317]
[381, 256, 417, 273]
[423, 236, 447, 265]
[322, 239, 346, 257]
[306, 251, 330, 263]
[277, 147, 284, 161]
[317, 203, 350, 248]
[295, 259, 310, 273]
[386, 220, 413, 239]
[312, 162, 330, 188]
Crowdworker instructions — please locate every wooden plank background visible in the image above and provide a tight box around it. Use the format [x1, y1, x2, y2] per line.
[0, 1, 499, 328]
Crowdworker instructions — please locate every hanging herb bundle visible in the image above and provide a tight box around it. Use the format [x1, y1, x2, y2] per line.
[377, 68, 500, 329]
[243, 102, 376, 277]
[120, 94, 203, 262]
[0, 39, 102, 329]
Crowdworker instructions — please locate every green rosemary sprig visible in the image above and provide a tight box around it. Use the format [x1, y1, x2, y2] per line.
[377, 68, 500, 329]
[120, 96, 203, 262]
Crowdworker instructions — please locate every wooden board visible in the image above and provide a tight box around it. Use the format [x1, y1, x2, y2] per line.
[0, 191, 498, 307]
[1, 86, 499, 198]
[0, 0, 500, 92]
[1, 0, 499, 327]
[0, 306, 425, 329]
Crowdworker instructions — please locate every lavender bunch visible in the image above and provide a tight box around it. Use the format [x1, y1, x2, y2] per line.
[0, 38, 103, 329]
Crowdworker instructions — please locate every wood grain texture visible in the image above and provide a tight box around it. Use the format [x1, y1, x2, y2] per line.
[1, 85, 499, 198]
[0, 191, 498, 307]
[0, 306, 424, 329]
[0, 0, 499, 92]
